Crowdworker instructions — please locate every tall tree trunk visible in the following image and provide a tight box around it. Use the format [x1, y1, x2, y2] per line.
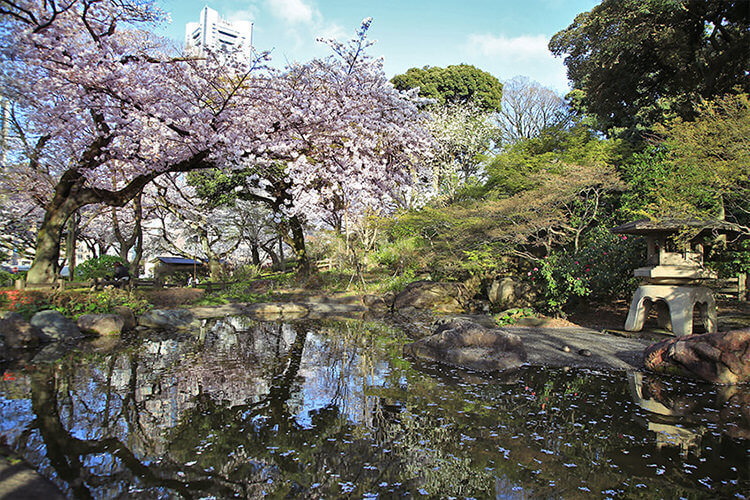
[208, 258, 223, 281]
[27, 197, 80, 285]
[251, 242, 261, 266]
[260, 242, 280, 270]
[26, 152, 209, 286]
[286, 216, 309, 274]
[65, 212, 78, 281]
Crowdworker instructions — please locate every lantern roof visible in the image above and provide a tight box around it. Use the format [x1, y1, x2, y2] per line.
[612, 219, 742, 237]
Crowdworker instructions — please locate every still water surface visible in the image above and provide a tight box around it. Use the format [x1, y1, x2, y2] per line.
[1, 316, 748, 498]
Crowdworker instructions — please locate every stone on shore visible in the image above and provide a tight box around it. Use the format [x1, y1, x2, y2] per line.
[30, 310, 83, 341]
[404, 319, 527, 372]
[77, 314, 125, 336]
[0, 312, 48, 347]
[644, 328, 750, 384]
[138, 309, 196, 330]
[393, 281, 470, 313]
[113, 306, 137, 331]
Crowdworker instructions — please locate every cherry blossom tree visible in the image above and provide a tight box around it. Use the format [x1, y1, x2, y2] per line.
[424, 103, 497, 201]
[0, 0, 283, 283]
[1, 1, 430, 283]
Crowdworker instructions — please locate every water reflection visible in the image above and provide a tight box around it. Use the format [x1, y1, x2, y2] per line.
[0, 317, 748, 498]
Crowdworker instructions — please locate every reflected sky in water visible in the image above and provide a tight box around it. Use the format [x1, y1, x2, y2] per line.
[1, 316, 748, 498]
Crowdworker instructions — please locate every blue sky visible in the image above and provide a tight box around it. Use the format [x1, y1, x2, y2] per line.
[156, 0, 600, 92]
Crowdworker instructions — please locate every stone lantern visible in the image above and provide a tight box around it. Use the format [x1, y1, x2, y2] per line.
[613, 219, 735, 336]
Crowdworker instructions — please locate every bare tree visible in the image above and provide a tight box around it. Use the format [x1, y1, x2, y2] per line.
[498, 77, 568, 145]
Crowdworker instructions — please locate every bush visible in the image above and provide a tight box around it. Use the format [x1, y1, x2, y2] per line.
[76, 255, 127, 280]
[374, 237, 422, 271]
[0, 290, 51, 319]
[709, 239, 750, 277]
[528, 226, 643, 316]
[0, 269, 16, 287]
[193, 280, 272, 306]
[0, 288, 151, 320]
[229, 263, 263, 281]
[49, 289, 151, 318]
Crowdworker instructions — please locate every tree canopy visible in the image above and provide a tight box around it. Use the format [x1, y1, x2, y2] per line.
[549, 0, 750, 140]
[621, 93, 750, 233]
[391, 64, 504, 112]
[0, 3, 431, 282]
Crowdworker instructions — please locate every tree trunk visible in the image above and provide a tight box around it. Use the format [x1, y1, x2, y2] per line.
[27, 152, 210, 286]
[65, 213, 78, 281]
[208, 257, 223, 281]
[26, 198, 79, 285]
[251, 242, 261, 266]
[261, 242, 280, 270]
[287, 216, 309, 274]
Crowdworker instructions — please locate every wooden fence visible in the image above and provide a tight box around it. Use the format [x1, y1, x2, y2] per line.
[710, 273, 748, 301]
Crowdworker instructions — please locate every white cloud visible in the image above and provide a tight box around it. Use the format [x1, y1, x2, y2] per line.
[266, 0, 315, 25]
[227, 8, 259, 25]
[467, 34, 551, 61]
[464, 33, 570, 93]
[316, 23, 347, 42]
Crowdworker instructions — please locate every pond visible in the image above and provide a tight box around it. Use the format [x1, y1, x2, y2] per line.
[1, 316, 748, 498]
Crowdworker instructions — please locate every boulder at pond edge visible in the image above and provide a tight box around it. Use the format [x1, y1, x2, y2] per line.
[138, 309, 196, 330]
[30, 310, 84, 341]
[393, 281, 470, 313]
[0, 311, 48, 347]
[77, 314, 125, 336]
[404, 319, 527, 372]
[644, 328, 750, 385]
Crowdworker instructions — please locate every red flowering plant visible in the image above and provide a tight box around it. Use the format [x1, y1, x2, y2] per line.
[527, 226, 643, 317]
[0, 290, 48, 319]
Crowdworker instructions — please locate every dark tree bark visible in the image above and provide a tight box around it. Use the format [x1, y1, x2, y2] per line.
[26, 152, 209, 285]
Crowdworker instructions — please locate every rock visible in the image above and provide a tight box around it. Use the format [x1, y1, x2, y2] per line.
[393, 281, 470, 313]
[32, 343, 76, 364]
[245, 303, 309, 318]
[644, 328, 750, 384]
[138, 309, 196, 330]
[578, 349, 592, 357]
[77, 314, 125, 336]
[434, 314, 497, 329]
[362, 294, 388, 310]
[488, 277, 516, 307]
[404, 319, 527, 372]
[0, 312, 48, 347]
[113, 306, 137, 331]
[30, 310, 83, 341]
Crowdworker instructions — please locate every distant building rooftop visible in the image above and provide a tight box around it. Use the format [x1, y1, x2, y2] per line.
[154, 257, 204, 266]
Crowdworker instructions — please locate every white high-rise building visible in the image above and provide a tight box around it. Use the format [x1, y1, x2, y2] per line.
[185, 6, 253, 59]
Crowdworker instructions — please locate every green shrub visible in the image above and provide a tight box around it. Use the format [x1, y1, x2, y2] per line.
[193, 280, 272, 306]
[528, 226, 643, 316]
[0, 269, 16, 287]
[709, 239, 750, 277]
[48, 289, 151, 318]
[76, 255, 127, 280]
[1, 290, 52, 320]
[494, 307, 534, 326]
[229, 263, 264, 281]
[376, 267, 417, 294]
